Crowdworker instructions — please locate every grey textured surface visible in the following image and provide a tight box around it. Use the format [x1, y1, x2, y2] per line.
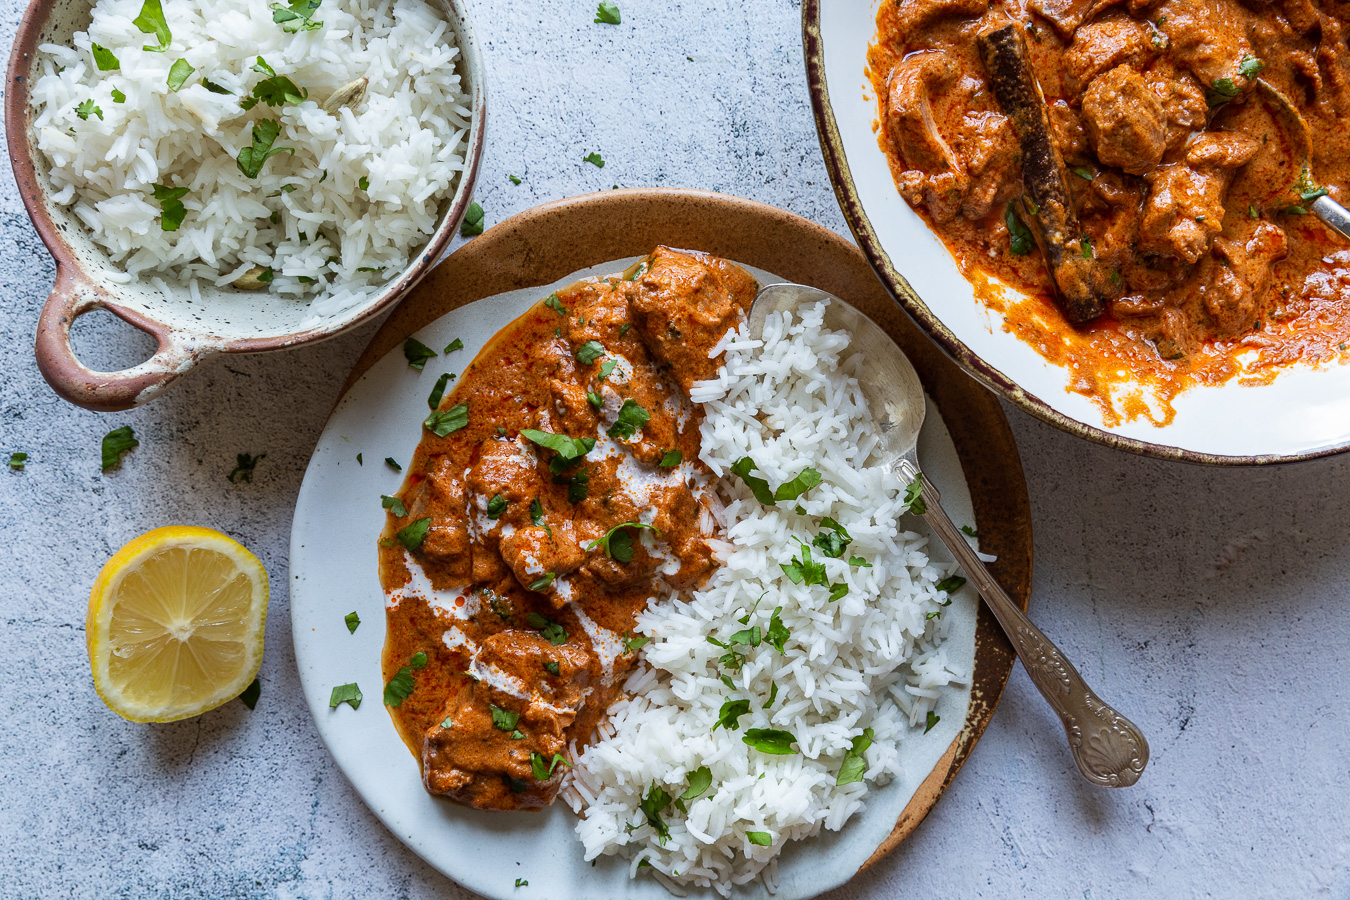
[1, 1, 1347, 898]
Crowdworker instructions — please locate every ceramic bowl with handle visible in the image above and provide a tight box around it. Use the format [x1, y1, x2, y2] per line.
[5, 0, 485, 412]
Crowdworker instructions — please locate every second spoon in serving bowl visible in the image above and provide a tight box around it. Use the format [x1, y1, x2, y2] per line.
[749, 282, 1150, 788]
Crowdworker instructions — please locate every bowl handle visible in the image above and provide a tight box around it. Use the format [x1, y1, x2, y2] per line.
[34, 269, 214, 412]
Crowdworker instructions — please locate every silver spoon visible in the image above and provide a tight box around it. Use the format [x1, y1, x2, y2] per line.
[749, 283, 1149, 788]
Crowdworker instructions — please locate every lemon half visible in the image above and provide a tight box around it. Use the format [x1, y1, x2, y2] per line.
[87, 526, 269, 723]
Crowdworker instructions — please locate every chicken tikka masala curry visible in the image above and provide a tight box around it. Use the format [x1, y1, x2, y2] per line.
[378, 247, 757, 811]
[871, 0, 1350, 423]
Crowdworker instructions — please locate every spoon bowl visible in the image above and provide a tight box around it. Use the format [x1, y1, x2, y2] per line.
[751, 282, 1151, 788]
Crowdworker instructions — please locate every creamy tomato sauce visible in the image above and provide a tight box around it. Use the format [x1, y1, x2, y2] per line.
[377, 247, 757, 811]
[870, 0, 1350, 425]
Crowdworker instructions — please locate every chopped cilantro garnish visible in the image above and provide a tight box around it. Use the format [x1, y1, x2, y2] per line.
[586, 391, 603, 408]
[152, 183, 189, 231]
[639, 783, 672, 840]
[812, 517, 852, 558]
[543, 293, 566, 315]
[576, 340, 605, 364]
[515, 878, 528, 887]
[530, 751, 570, 780]
[848, 555, 871, 568]
[597, 358, 618, 381]
[509, 174, 522, 185]
[936, 574, 967, 594]
[742, 728, 797, 755]
[202, 78, 232, 94]
[235, 119, 293, 178]
[924, 711, 941, 734]
[765, 607, 790, 652]
[714, 697, 750, 731]
[427, 372, 452, 410]
[383, 651, 425, 706]
[1005, 205, 1033, 255]
[271, 0, 323, 32]
[460, 201, 485, 237]
[402, 339, 436, 371]
[681, 765, 712, 800]
[658, 449, 681, 467]
[606, 399, 649, 440]
[424, 403, 468, 437]
[903, 472, 926, 515]
[133, 0, 171, 52]
[544, 660, 560, 676]
[344, 611, 360, 633]
[828, 583, 849, 602]
[565, 470, 590, 503]
[622, 631, 649, 652]
[8, 452, 27, 471]
[773, 467, 821, 501]
[241, 59, 308, 109]
[490, 705, 521, 733]
[1238, 53, 1265, 80]
[227, 451, 264, 483]
[587, 521, 658, 562]
[522, 428, 594, 461]
[486, 493, 508, 519]
[111, 88, 126, 103]
[101, 425, 138, 472]
[381, 494, 408, 517]
[166, 58, 194, 91]
[730, 457, 775, 504]
[746, 831, 772, 846]
[583, 151, 605, 167]
[1071, 166, 1093, 181]
[444, 338, 464, 353]
[396, 517, 431, 551]
[836, 727, 874, 785]
[781, 539, 826, 587]
[527, 611, 566, 645]
[1207, 76, 1240, 106]
[764, 681, 778, 708]
[595, 1, 621, 24]
[75, 99, 102, 121]
[960, 524, 979, 538]
[529, 573, 555, 591]
[91, 43, 119, 71]
[329, 682, 362, 709]
[385, 456, 402, 471]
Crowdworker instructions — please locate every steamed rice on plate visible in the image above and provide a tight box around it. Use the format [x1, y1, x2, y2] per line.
[29, 0, 469, 326]
[375, 247, 970, 895]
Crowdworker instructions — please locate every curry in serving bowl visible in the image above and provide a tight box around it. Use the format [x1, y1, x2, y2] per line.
[870, 0, 1350, 424]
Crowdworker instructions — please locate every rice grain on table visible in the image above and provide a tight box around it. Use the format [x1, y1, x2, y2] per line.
[30, 0, 468, 326]
[565, 299, 969, 894]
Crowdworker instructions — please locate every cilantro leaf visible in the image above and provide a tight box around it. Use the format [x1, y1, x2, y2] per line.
[166, 58, 194, 91]
[101, 425, 138, 472]
[924, 711, 941, 734]
[384, 457, 402, 472]
[383, 652, 424, 706]
[460, 201, 485, 237]
[658, 449, 681, 467]
[490, 705, 521, 732]
[576, 340, 605, 364]
[133, 0, 171, 52]
[587, 521, 659, 563]
[681, 765, 712, 800]
[746, 831, 772, 846]
[828, 582, 849, 603]
[424, 403, 468, 437]
[344, 611, 360, 633]
[583, 151, 605, 167]
[75, 99, 102, 121]
[486, 493, 507, 519]
[396, 517, 431, 551]
[235, 119, 293, 178]
[765, 606, 790, 653]
[1005, 205, 1033, 255]
[773, 467, 821, 502]
[543, 293, 566, 316]
[623, 631, 649, 652]
[1238, 53, 1265, 80]
[527, 611, 567, 644]
[639, 783, 672, 840]
[427, 372, 452, 410]
[530, 751, 570, 780]
[935, 574, 967, 594]
[836, 727, 874, 785]
[329, 682, 362, 709]
[242, 62, 308, 109]
[1207, 76, 1240, 106]
[522, 429, 594, 461]
[381, 494, 408, 517]
[606, 399, 649, 440]
[152, 182, 189, 231]
[812, 517, 852, 558]
[403, 337, 437, 370]
[8, 452, 27, 470]
[529, 573, 555, 591]
[444, 338, 464, 353]
[729, 458, 775, 504]
[91, 43, 119, 71]
[595, 1, 621, 24]
[270, 0, 323, 32]
[111, 88, 126, 103]
[714, 697, 750, 731]
[742, 728, 798, 755]
[781, 539, 826, 586]
[960, 524, 979, 538]
[903, 473, 926, 515]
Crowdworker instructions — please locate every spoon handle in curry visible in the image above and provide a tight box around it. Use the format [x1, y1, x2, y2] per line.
[896, 458, 1150, 788]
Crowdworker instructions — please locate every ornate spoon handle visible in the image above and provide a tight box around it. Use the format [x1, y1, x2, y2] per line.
[898, 458, 1149, 787]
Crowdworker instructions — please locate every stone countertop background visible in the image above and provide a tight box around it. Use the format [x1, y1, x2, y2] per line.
[1, 1, 1347, 898]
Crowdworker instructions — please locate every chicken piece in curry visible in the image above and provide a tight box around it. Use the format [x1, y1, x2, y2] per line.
[377, 247, 757, 811]
[871, 0, 1350, 423]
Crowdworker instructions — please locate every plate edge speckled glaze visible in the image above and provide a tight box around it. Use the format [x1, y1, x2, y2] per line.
[319, 188, 1033, 892]
[801, 0, 1350, 466]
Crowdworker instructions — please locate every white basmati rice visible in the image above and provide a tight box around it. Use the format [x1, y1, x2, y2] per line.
[565, 299, 969, 894]
[30, 0, 469, 323]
